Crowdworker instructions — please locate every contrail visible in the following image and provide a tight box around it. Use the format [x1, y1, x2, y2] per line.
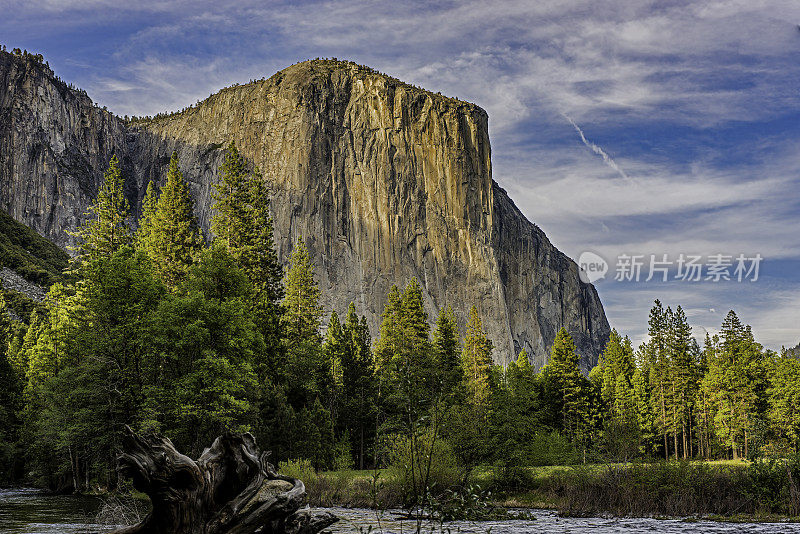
[563, 114, 630, 181]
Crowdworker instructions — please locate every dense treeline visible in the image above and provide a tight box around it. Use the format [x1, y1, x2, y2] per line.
[0, 147, 799, 497]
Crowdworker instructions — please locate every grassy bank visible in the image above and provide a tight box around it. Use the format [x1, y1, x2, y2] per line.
[284, 459, 800, 520]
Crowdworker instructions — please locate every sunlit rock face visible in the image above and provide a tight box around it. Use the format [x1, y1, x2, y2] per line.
[0, 53, 609, 368]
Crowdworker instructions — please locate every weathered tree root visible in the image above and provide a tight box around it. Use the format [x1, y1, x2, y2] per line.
[111, 427, 337, 534]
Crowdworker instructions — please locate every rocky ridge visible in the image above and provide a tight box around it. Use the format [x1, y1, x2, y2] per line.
[0, 51, 609, 368]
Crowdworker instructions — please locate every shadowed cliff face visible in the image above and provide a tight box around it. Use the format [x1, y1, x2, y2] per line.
[0, 52, 609, 368]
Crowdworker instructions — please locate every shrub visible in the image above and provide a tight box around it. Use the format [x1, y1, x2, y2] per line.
[386, 431, 459, 505]
[525, 431, 581, 466]
[278, 458, 317, 484]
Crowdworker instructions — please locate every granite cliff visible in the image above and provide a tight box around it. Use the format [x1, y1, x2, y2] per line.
[0, 50, 609, 368]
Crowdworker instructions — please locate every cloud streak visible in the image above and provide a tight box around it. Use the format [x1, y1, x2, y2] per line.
[562, 114, 632, 181]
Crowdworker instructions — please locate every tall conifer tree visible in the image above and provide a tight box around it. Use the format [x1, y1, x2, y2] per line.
[432, 305, 462, 401]
[73, 155, 131, 263]
[281, 240, 323, 349]
[340, 303, 376, 469]
[543, 328, 591, 446]
[143, 152, 203, 288]
[461, 306, 494, 406]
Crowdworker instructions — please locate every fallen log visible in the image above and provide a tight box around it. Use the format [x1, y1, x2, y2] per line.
[111, 426, 337, 534]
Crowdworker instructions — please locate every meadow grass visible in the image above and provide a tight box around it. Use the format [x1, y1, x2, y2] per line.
[289, 458, 800, 520]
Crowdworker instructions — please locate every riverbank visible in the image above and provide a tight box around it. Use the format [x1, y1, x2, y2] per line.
[6, 487, 800, 534]
[282, 459, 800, 522]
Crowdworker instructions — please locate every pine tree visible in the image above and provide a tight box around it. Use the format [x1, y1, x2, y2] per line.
[432, 305, 462, 402]
[461, 305, 494, 406]
[374, 285, 402, 380]
[702, 311, 765, 459]
[0, 295, 22, 479]
[322, 311, 345, 422]
[768, 350, 800, 451]
[211, 143, 283, 385]
[293, 398, 336, 470]
[281, 239, 325, 409]
[373, 280, 441, 474]
[499, 349, 542, 462]
[373, 280, 437, 418]
[281, 239, 323, 349]
[212, 143, 250, 254]
[695, 333, 715, 458]
[633, 354, 657, 456]
[152, 245, 262, 454]
[669, 306, 696, 459]
[340, 303, 376, 469]
[597, 330, 639, 458]
[72, 155, 131, 264]
[542, 328, 591, 448]
[135, 179, 159, 252]
[644, 300, 673, 459]
[143, 151, 203, 288]
[212, 142, 282, 303]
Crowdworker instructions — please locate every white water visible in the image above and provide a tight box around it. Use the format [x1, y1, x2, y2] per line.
[326, 507, 800, 533]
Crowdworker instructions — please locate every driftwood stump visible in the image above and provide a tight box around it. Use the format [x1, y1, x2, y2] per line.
[111, 427, 337, 534]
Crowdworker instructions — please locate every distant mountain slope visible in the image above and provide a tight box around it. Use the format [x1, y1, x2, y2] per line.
[0, 50, 610, 368]
[0, 208, 68, 285]
[0, 207, 68, 319]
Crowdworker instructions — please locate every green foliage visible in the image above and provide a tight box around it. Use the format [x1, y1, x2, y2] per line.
[8, 147, 800, 516]
[0, 208, 69, 286]
[596, 330, 639, 459]
[150, 246, 262, 452]
[386, 429, 459, 504]
[277, 458, 317, 484]
[461, 305, 493, 406]
[212, 143, 282, 304]
[767, 352, 800, 450]
[338, 304, 377, 470]
[137, 151, 203, 288]
[72, 155, 132, 264]
[374, 279, 440, 439]
[432, 305, 462, 402]
[701, 311, 766, 459]
[281, 240, 322, 350]
[426, 484, 507, 521]
[525, 431, 581, 466]
[293, 398, 336, 470]
[541, 328, 593, 447]
[0, 287, 39, 322]
[135, 179, 158, 252]
[0, 295, 23, 479]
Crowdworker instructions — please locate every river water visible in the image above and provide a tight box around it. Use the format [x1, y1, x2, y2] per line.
[3, 488, 800, 533]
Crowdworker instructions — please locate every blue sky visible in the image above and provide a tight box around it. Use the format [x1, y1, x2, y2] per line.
[3, 0, 800, 350]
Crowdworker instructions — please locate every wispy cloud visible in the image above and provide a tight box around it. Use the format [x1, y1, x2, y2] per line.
[562, 114, 632, 181]
[3, 0, 800, 348]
